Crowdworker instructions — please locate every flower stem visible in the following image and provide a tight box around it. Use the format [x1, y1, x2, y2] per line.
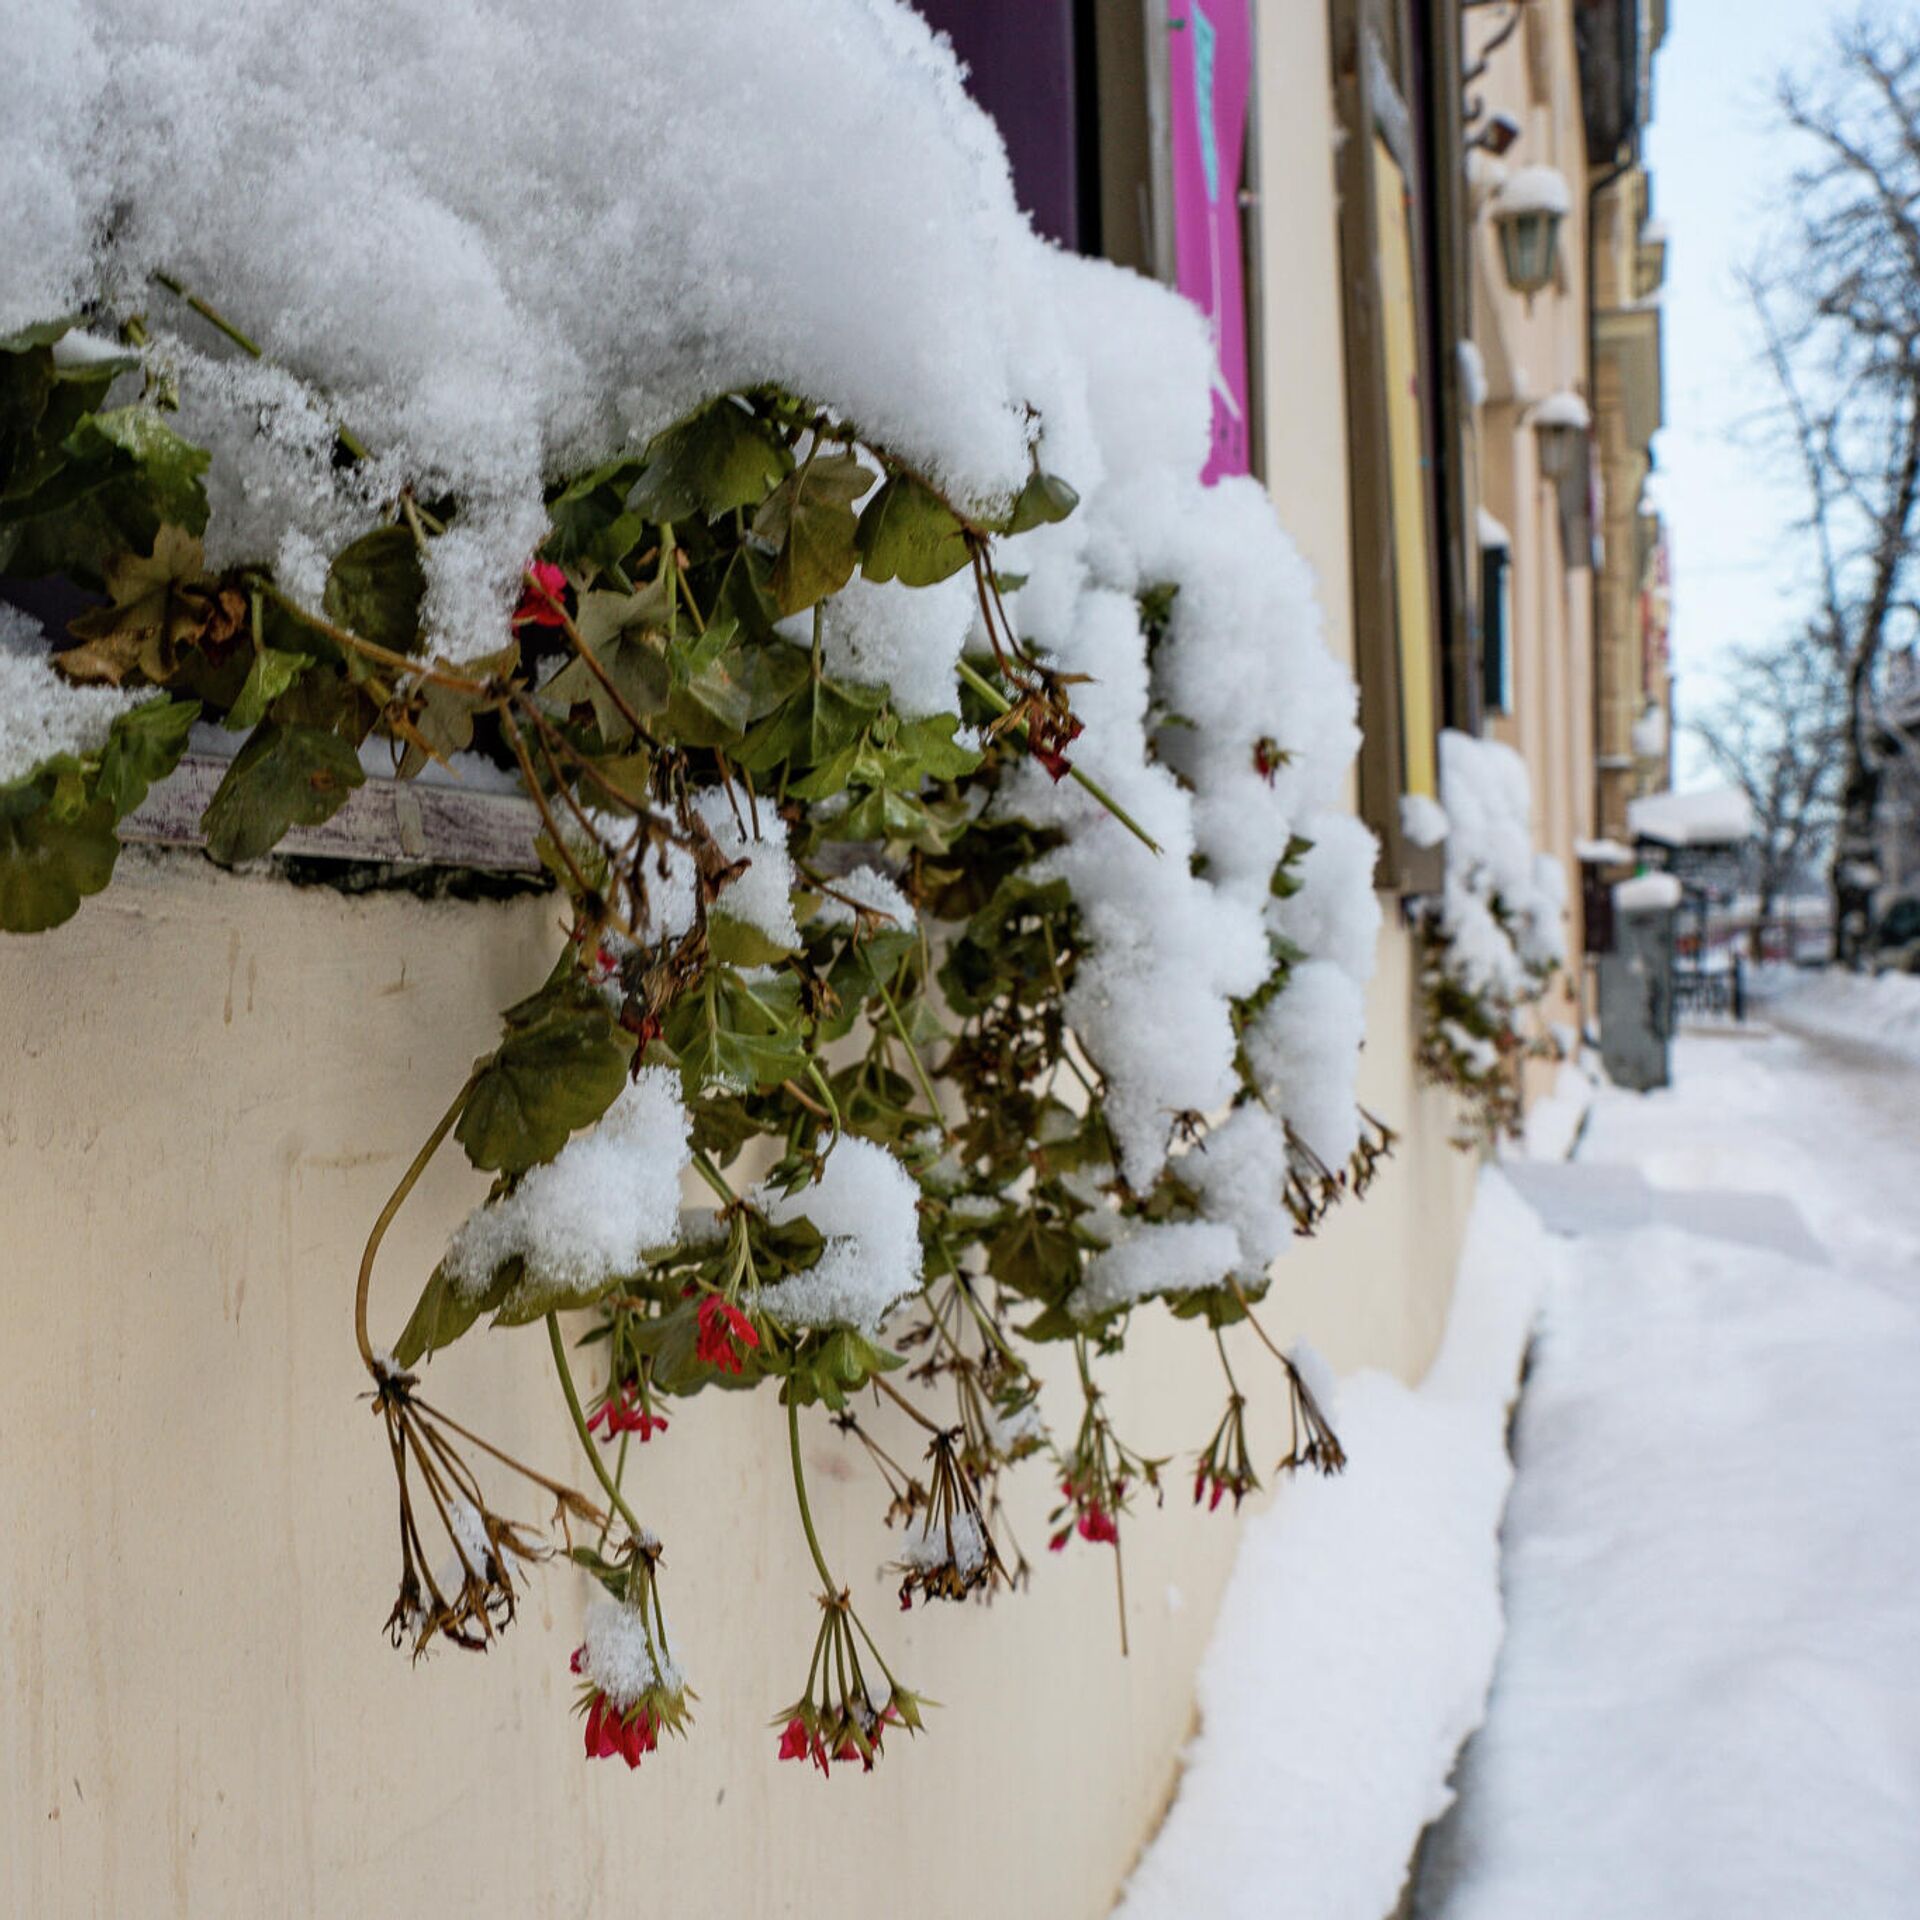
[787, 1393, 839, 1594]
[355, 1071, 480, 1372]
[863, 951, 944, 1125]
[546, 1312, 647, 1543]
[954, 658, 1163, 855]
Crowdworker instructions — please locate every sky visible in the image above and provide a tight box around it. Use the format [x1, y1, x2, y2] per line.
[1642, 0, 1870, 776]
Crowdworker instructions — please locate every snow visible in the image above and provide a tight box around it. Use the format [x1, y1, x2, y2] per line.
[1243, 960, 1368, 1169]
[1071, 1220, 1242, 1323]
[1612, 870, 1682, 911]
[694, 788, 798, 951]
[897, 1509, 987, 1577]
[1766, 965, 1920, 1069]
[1627, 783, 1757, 847]
[1428, 729, 1567, 1003]
[792, 570, 977, 718]
[754, 1136, 924, 1334]
[1572, 836, 1634, 864]
[0, 608, 153, 785]
[1419, 1026, 1920, 1920]
[8, 0, 1064, 649]
[1177, 1104, 1297, 1279]
[1457, 341, 1489, 410]
[1473, 508, 1509, 551]
[579, 1596, 683, 1709]
[1528, 390, 1590, 431]
[810, 863, 916, 933]
[443, 1068, 690, 1299]
[1401, 792, 1452, 850]
[1114, 1172, 1551, 1920]
[1493, 165, 1572, 218]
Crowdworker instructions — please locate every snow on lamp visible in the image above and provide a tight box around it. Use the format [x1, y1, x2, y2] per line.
[1492, 165, 1571, 301]
[1529, 389, 1591, 479]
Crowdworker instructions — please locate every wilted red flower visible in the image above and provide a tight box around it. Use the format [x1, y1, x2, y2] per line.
[587, 1383, 668, 1443]
[584, 1691, 659, 1770]
[1252, 736, 1284, 785]
[696, 1296, 759, 1375]
[1029, 712, 1084, 782]
[513, 560, 570, 629]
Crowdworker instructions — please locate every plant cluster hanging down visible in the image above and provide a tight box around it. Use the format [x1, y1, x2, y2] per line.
[0, 0, 1398, 1782]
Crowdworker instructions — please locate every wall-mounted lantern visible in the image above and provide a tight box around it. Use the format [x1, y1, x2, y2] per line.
[1529, 388, 1591, 479]
[1492, 166, 1571, 301]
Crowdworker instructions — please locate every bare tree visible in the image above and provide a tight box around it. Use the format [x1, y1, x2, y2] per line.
[1752, 15, 1920, 961]
[1691, 636, 1845, 942]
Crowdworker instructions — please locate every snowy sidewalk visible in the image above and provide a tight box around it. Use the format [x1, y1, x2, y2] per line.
[1417, 1019, 1920, 1919]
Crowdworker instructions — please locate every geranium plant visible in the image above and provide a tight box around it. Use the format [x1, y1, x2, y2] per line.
[0, 0, 1397, 1781]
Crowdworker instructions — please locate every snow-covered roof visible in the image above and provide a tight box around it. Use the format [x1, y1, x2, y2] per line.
[1476, 507, 1512, 550]
[1530, 390, 1592, 432]
[1627, 786, 1757, 848]
[1495, 166, 1572, 218]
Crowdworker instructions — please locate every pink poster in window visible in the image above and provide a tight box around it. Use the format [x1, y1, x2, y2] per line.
[1167, 0, 1253, 484]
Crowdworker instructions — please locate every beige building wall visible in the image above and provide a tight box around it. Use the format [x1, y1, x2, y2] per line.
[0, 9, 1479, 1914]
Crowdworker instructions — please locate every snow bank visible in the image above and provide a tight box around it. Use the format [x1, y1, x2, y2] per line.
[1419, 1217, 1920, 1920]
[1770, 966, 1920, 1068]
[1114, 1172, 1553, 1920]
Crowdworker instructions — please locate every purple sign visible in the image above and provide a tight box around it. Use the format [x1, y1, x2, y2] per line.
[1167, 0, 1253, 484]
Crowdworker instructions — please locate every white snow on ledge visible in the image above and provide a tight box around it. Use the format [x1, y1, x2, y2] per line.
[1113, 1173, 1554, 1920]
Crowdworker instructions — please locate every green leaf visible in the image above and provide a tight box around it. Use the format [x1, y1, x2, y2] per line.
[736, 672, 884, 775]
[200, 721, 366, 866]
[323, 526, 424, 656]
[752, 449, 868, 615]
[225, 648, 313, 731]
[63, 407, 211, 534]
[708, 909, 798, 968]
[391, 1259, 515, 1367]
[629, 398, 792, 522]
[663, 967, 808, 1096]
[95, 697, 198, 816]
[1002, 469, 1079, 535]
[855, 473, 972, 586]
[0, 786, 119, 932]
[456, 976, 636, 1173]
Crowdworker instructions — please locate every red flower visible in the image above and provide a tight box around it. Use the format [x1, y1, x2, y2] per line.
[778, 1717, 811, 1763]
[584, 1692, 658, 1770]
[696, 1296, 759, 1375]
[587, 1383, 668, 1443]
[1077, 1504, 1118, 1546]
[513, 560, 570, 629]
[1253, 736, 1283, 786]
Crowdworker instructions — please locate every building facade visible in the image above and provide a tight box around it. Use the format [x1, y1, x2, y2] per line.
[0, 5, 1666, 1915]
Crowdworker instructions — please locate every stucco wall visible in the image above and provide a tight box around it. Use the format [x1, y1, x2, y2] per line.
[0, 839, 1472, 1919]
[0, 8, 1485, 1909]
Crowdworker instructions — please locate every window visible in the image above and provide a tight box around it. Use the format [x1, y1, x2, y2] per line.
[1330, 0, 1475, 888]
[1481, 535, 1513, 714]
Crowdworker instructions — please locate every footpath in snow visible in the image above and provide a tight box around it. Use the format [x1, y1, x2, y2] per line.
[1419, 992, 1920, 1919]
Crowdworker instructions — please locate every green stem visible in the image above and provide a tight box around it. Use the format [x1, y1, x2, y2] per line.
[787, 1393, 839, 1594]
[955, 658, 1163, 855]
[153, 270, 372, 461]
[691, 1148, 736, 1207]
[863, 952, 944, 1125]
[804, 1057, 843, 1154]
[546, 1312, 645, 1543]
